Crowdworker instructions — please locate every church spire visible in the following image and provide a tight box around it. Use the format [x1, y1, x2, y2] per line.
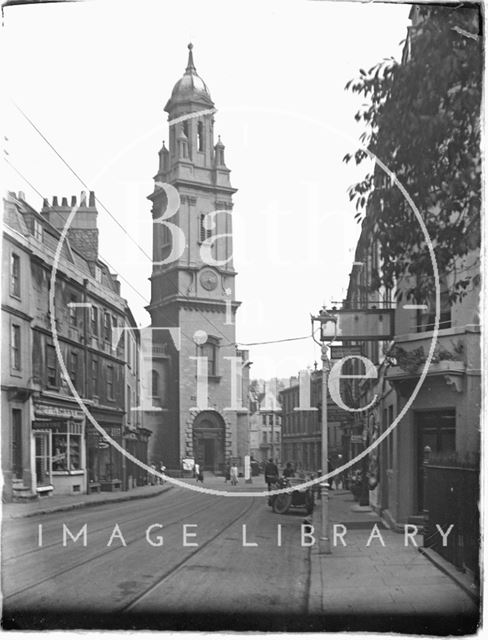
[185, 43, 196, 74]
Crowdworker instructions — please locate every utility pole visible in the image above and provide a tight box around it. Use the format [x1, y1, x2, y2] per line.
[320, 341, 330, 554]
[311, 307, 337, 555]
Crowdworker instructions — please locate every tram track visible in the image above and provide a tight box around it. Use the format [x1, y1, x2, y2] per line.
[120, 497, 257, 612]
[2, 488, 197, 563]
[3, 491, 229, 603]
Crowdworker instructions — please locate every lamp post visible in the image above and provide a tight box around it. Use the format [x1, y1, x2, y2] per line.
[311, 307, 337, 555]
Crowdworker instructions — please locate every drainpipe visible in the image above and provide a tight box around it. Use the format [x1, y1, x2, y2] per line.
[82, 279, 89, 493]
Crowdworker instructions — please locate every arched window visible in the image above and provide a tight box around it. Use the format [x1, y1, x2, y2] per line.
[151, 370, 159, 398]
[201, 337, 219, 377]
[182, 121, 189, 138]
[197, 121, 204, 151]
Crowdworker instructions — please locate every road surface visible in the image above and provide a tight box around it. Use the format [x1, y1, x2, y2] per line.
[2, 480, 311, 629]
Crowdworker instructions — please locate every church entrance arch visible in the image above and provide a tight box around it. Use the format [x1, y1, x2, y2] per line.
[192, 411, 226, 474]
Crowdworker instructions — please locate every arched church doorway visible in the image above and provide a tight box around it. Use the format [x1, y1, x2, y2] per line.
[192, 411, 225, 474]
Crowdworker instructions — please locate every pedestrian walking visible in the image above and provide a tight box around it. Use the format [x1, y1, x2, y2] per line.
[224, 461, 231, 483]
[230, 463, 239, 486]
[159, 461, 166, 485]
[264, 458, 279, 491]
[150, 462, 157, 486]
[283, 462, 295, 479]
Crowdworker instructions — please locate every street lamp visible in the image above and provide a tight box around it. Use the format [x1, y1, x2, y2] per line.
[311, 307, 337, 554]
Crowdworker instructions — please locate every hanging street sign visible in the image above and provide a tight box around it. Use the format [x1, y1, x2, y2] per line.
[322, 308, 395, 342]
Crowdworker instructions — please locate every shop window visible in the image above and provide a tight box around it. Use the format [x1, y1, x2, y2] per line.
[12, 409, 22, 478]
[10, 253, 20, 298]
[52, 421, 82, 472]
[11, 324, 21, 371]
[46, 344, 57, 387]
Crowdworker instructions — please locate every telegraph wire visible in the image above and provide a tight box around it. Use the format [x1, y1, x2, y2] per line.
[13, 101, 237, 347]
[12, 101, 153, 262]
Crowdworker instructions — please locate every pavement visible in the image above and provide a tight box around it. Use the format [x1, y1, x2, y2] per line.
[307, 489, 480, 632]
[2, 483, 172, 519]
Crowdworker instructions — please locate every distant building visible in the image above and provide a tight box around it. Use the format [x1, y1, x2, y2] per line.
[2, 191, 149, 501]
[280, 370, 353, 473]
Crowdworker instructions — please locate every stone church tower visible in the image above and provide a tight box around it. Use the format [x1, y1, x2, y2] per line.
[146, 44, 249, 473]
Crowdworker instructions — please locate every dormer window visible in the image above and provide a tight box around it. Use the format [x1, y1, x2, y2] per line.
[197, 121, 204, 151]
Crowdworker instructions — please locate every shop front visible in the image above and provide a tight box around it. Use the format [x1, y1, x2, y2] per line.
[32, 403, 86, 496]
[87, 414, 124, 492]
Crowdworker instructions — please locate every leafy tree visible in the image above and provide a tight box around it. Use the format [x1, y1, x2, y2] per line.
[344, 3, 481, 302]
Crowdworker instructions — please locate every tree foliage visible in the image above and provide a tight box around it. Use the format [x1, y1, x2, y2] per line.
[344, 4, 481, 302]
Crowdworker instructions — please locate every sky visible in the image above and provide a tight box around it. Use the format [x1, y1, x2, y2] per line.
[2, 0, 411, 379]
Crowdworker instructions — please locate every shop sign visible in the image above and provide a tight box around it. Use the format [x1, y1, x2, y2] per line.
[350, 435, 363, 444]
[35, 405, 84, 420]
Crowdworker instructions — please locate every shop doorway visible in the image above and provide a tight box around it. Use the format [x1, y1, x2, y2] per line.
[34, 431, 51, 487]
[416, 409, 455, 512]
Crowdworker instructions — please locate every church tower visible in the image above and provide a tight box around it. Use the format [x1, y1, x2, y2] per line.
[146, 44, 248, 473]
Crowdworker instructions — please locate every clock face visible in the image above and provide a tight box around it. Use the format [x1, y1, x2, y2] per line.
[199, 269, 218, 291]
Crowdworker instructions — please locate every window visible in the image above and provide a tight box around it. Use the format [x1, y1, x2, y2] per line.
[12, 409, 22, 478]
[70, 351, 78, 389]
[10, 253, 20, 298]
[182, 120, 189, 138]
[127, 384, 131, 423]
[33, 219, 43, 242]
[91, 306, 99, 335]
[11, 324, 21, 370]
[417, 285, 451, 332]
[52, 421, 82, 472]
[202, 338, 218, 376]
[197, 121, 204, 151]
[199, 214, 213, 243]
[104, 313, 111, 341]
[91, 358, 99, 396]
[151, 370, 159, 398]
[106, 365, 114, 400]
[69, 295, 78, 326]
[46, 344, 57, 387]
[94, 265, 102, 283]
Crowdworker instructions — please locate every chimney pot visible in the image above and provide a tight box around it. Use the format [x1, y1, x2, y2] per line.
[71, 195, 77, 207]
[80, 191, 87, 205]
[18, 191, 25, 201]
[61, 196, 68, 206]
[52, 196, 58, 207]
[42, 198, 49, 208]
[89, 191, 95, 207]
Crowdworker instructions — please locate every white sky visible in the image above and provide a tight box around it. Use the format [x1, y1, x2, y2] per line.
[2, 0, 411, 379]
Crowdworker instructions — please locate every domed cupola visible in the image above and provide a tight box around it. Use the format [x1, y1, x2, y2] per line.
[165, 44, 214, 114]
